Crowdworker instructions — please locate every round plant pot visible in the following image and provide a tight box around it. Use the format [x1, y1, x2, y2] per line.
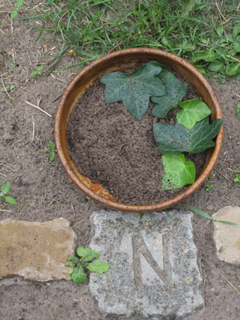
[54, 48, 223, 213]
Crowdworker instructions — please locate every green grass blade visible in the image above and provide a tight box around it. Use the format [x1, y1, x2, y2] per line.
[180, 203, 239, 225]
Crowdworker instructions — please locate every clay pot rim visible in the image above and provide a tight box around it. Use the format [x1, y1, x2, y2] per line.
[54, 48, 223, 213]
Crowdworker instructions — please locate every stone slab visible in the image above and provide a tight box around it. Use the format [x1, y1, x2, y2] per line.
[89, 210, 204, 319]
[0, 218, 76, 281]
[213, 206, 240, 265]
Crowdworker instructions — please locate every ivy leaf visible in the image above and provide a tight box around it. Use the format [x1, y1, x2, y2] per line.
[162, 154, 195, 190]
[71, 266, 87, 284]
[100, 61, 166, 120]
[177, 98, 212, 129]
[86, 261, 109, 274]
[153, 117, 224, 154]
[1, 182, 10, 195]
[151, 77, 187, 118]
[77, 246, 100, 262]
[156, 65, 175, 84]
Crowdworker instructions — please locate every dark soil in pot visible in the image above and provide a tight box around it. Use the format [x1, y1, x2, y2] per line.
[66, 70, 207, 206]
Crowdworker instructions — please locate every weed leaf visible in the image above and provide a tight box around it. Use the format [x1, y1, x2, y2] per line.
[233, 26, 240, 38]
[191, 49, 215, 62]
[162, 154, 195, 190]
[11, 11, 18, 19]
[226, 63, 240, 76]
[71, 266, 87, 284]
[208, 60, 224, 72]
[16, 0, 24, 7]
[151, 77, 187, 118]
[180, 204, 239, 225]
[5, 196, 16, 205]
[50, 152, 55, 161]
[100, 61, 166, 120]
[233, 41, 240, 53]
[67, 256, 79, 265]
[86, 261, 109, 274]
[153, 117, 223, 154]
[1, 182, 10, 195]
[77, 247, 100, 262]
[49, 141, 55, 149]
[177, 98, 212, 129]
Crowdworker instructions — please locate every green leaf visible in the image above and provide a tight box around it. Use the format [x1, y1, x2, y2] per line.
[100, 61, 166, 120]
[153, 117, 224, 154]
[233, 26, 240, 38]
[226, 63, 240, 76]
[208, 60, 224, 72]
[11, 11, 18, 19]
[71, 266, 87, 284]
[157, 66, 175, 85]
[1, 182, 10, 195]
[182, 42, 195, 52]
[194, 65, 206, 74]
[77, 247, 100, 262]
[31, 70, 37, 76]
[139, 213, 144, 220]
[50, 152, 55, 161]
[227, 49, 237, 57]
[216, 25, 224, 36]
[177, 98, 212, 129]
[49, 141, 55, 149]
[86, 261, 109, 274]
[191, 49, 216, 62]
[215, 48, 228, 62]
[180, 204, 239, 225]
[5, 196, 16, 204]
[67, 256, 79, 265]
[38, 65, 43, 71]
[151, 77, 187, 118]
[162, 154, 195, 190]
[16, 0, 24, 7]
[66, 261, 75, 267]
[233, 41, 240, 53]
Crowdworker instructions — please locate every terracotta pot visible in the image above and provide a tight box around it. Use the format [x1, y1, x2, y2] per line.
[54, 48, 223, 213]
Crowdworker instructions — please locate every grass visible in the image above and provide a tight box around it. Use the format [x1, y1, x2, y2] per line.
[19, 0, 240, 79]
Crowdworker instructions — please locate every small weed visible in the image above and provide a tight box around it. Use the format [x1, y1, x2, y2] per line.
[234, 174, 240, 183]
[208, 171, 216, 179]
[0, 183, 16, 205]
[45, 141, 56, 161]
[11, 0, 24, 19]
[31, 65, 43, 76]
[2, 85, 15, 92]
[236, 104, 240, 121]
[206, 184, 214, 192]
[66, 247, 109, 284]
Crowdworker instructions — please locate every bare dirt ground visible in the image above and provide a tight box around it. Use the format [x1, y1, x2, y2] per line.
[1, 3, 240, 320]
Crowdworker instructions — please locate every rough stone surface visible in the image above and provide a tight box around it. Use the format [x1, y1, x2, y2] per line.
[89, 210, 204, 319]
[0, 218, 76, 281]
[213, 206, 240, 265]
